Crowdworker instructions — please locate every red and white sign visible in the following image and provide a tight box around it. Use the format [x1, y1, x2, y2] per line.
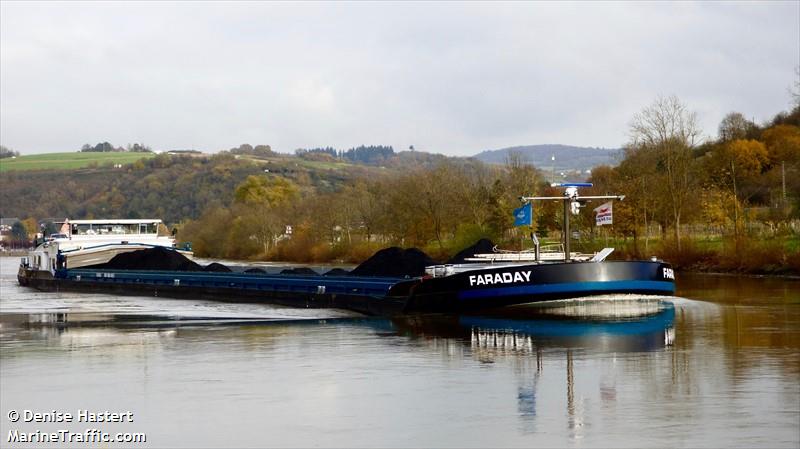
[594, 202, 613, 226]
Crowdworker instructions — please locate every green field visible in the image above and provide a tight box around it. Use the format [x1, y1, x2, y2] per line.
[239, 154, 355, 171]
[0, 152, 155, 172]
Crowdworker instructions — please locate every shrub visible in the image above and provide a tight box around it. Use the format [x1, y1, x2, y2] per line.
[651, 238, 717, 271]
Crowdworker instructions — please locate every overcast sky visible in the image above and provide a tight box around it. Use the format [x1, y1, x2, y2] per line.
[1, 1, 798, 156]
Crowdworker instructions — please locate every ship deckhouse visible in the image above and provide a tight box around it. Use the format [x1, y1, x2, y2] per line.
[23, 219, 177, 273]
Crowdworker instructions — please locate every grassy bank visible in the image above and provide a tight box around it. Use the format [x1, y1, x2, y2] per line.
[0, 152, 154, 172]
[212, 234, 799, 277]
[575, 235, 800, 275]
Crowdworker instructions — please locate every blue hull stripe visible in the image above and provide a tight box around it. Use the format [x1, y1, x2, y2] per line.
[458, 280, 675, 300]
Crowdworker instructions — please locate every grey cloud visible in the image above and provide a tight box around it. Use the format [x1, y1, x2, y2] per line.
[1, 2, 797, 156]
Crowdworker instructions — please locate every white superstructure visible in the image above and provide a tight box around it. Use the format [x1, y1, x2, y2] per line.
[22, 219, 178, 274]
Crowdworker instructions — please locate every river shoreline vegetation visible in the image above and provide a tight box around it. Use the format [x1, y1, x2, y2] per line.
[1, 97, 798, 275]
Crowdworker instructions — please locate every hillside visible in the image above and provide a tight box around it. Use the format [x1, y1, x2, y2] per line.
[473, 144, 622, 172]
[0, 152, 383, 224]
[0, 145, 604, 225]
[0, 152, 154, 172]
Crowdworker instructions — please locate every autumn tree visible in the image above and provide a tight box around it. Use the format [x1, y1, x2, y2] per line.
[233, 176, 299, 255]
[708, 139, 769, 236]
[628, 95, 701, 249]
[446, 160, 496, 244]
[762, 125, 800, 165]
[718, 112, 755, 142]
[392, 164, 458, 251]
[234, 175, 298, 206]
[179, 207, 234, 257]
[481, 152, 543, 242]
[588, 165, 639, 246]
[342, 181, 386, 243]
[761, 124, 800, 216]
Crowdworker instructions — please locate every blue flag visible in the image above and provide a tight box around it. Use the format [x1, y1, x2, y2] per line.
[513, 203, 532, 226]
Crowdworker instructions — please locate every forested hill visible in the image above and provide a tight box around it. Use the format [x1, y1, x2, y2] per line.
[474, 144, 622, 172]
[0, 153, 377, 224]
[0, 149, 471, 225]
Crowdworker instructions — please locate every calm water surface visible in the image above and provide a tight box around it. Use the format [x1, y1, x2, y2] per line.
[1, 257, 798, 448]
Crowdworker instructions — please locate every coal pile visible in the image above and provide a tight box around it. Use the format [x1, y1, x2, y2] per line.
[244, 267, 267, 274]
[350, 247, 434, 277]
[280, 267, 319, 276]
[95, 247, 203, 271]
[323, 268, 351, 276]
[447, 239, 496, 264]
[203, 262, 232, 272]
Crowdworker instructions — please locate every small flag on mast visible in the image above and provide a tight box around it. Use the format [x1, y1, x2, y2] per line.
[513, 203, 533, 226]
[593, 202, 613, 226]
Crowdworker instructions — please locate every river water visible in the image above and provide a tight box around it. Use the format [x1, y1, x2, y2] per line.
[1, 257, 798, 448]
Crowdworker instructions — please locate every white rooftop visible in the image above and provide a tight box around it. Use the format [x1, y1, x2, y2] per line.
[60, 219, 163, 224]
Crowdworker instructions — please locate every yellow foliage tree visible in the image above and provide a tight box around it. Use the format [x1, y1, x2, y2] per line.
[762, 125, 800, 165]
[711, 139, 769, 236]
[234, 175, 298, 207]
[22, 217, 39, 238]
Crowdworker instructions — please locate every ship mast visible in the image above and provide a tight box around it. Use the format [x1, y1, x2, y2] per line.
[521, 183, 624, 262]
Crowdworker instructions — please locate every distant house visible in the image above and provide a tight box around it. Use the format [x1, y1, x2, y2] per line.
[0, 217, 19, 247]
[0, 217, 19, 232]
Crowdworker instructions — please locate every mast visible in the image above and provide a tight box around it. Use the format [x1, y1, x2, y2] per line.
[521, 183, 624, 262]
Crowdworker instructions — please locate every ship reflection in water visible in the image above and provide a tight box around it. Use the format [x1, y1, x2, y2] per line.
[479, 305, 675, 439]
[388, 300, 675, 438]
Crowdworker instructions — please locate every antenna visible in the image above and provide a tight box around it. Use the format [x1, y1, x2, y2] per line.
[521, 183, 624, 262]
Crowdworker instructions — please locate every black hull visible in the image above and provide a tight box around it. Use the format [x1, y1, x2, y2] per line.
[395, 260, 675, 314]
[17, 270, 406, 317]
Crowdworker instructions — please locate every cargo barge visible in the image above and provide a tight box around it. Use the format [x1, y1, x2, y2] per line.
[18, 258, 675, 316]
[17, 185, 677, 316]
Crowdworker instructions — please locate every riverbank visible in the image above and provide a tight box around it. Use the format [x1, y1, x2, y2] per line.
[0, 250, 27, 257]
[191, 235, 800, 277]
[569, 235, 800, 277]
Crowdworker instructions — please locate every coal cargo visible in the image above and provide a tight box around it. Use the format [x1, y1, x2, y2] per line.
[92, 247, 203, 271]
[350, 247, 434, 277]
[203, 262, 232, 272]
[447, 239, 496, 264]
[280, 267, 319, 275]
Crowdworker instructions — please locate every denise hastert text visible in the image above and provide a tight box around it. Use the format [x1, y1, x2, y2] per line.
[9, 409, 134, 423]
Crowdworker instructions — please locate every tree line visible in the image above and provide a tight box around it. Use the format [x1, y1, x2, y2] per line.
[0, 146, 20, 159]
[179, 154, 543, 262]
[229, 144, 275, 157]
[295, 145, 395, 165]
[80, 142, 153, 153]
[585, 96, 799, 272]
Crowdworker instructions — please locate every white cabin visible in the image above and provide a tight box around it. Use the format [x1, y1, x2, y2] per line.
[22, 219, 178, 274]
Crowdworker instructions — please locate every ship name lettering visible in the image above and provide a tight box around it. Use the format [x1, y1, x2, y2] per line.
[468, 270, 531, 287]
